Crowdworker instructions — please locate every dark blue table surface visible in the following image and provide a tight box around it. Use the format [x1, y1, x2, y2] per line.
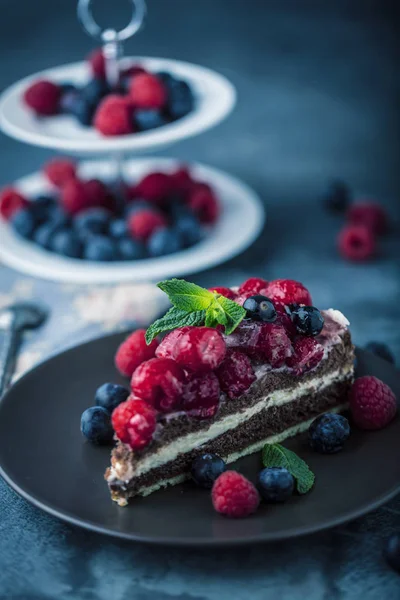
[0, 1, 399, 598]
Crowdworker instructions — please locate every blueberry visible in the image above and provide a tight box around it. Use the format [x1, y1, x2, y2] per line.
[324, 180, 351, 212]
[74, 208, 110, 241]
[81, 78, 109, 106]
[95, 383, 130, 413]
[109, 218, 128, 239]
[257, 467, 295, 503]
[83, 235, 117, 261]
[61, 91, 94, 126]
[60, 82, 77, 94]
[156, 71, 176, 87]
[365, 342, 395, 365]
[50, 230, 82, 258]
[124, 201, 153, 218]
[243, 295, 277, 323]
[384, 533, 400, 573]
[33, 222, 62, 249]
[148, 228, 182, 257]
[167, 80, 194, 120]
[10, 208, 36, 239]
[309, 413, 350, 454]
[291, 306, 324, 336]
[47, 206, 70, 229]
[135, 109, 169, 131]
[80, 406, 114, 444]
[117, 237, 146, 260]
[174, 214, 202, 248]
[191, 453, 225, 488]
[31, 195, 56, 222]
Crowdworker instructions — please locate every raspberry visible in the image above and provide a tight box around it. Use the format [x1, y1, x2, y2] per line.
[347, 201, 388, 235]
[155, 327, 192, 359]
[0, 187, 28, 220]
[188, 183, 220, 224]
[115, 329, 159, 378]
[170, 167, 194, 197]
[181, 372, 220, 418]
[135, 172, 172, 204]
[349, 376, 397, 430]
[173, 327, 226, 372]
[88, 48, 106, 79]
[84, 179, 115, 212]
[121, 65, 147, 79]
[287, 337, 324, 374]
[128, 209, 167, 242]
[261, 279, 312, 306]
[129, 73, 167, 109]
[94, 95, 133, 136]
[61, 179, 91, 215]
[274, 304, 297, 339]
[111, 398, 157, 450]
[260, 323, 293, 368]
[238, 277, 268, 296]
[131, 358, 185, 412]
[23, 79, 61, 115]
[216, 351, 256, 399]
[338, 224, 375, 262]
[208, 287, 237, 300]
[212, 471, 260, 518]
[44, 158, 76, 188]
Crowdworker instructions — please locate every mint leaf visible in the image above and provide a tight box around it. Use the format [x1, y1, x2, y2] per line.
[215, 296, 246, 335]
[145, 307, 206, 344]
[262, 443, 315, 494]
[157, 279, 214, 312]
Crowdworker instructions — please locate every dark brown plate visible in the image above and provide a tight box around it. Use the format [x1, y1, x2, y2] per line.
[0, 333, 399, 546]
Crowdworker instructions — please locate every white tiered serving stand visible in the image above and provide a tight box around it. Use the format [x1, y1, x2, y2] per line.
[0, 0, 265, 284]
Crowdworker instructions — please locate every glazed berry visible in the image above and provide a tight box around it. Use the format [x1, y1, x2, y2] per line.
[128, 209, 168, 242]
[61, 180, 90, 215]
[208, 287, 237, 301]
[115, 329, 159, 378]
[0, 187, 28, 220]
[135, 172, 172, 204]
[287, 337, 324, 374]
[261, 279, 312, 306]
[94, 95, 133, 136]
[111, 398, 157, 450]
[212, 471, 260, 518]
[224, 320, 292, 366]
[23, 79, 61, 115]
[365, 341, 395, 364]
[324, 180, 351, 212]
[167, 80, 194, 120]
[81, 406, 114, 444]
[50, 230, 82, 258]
[173, 327, 226, 372]
[131, 357, 185, 412]
[135, 109, 168, 131]
[191, 453, 226, 488]
[238, 277, 269, 296]
[148, 228, 182, 256]
[87, 48, 106, 80]
[257, 467, 295, 503]
[44, 158, 76, 188]
[83, 235, 117, 261]
[117, 238, 146, 260]
[349, 376, 397, 430]
[155, 327, 192, 359]
[95, 383, 130, 414]
[216, 351, 256, 399]
[291, 306, 324, 337]
[74, 208, 110, 240]
[182, 372, 220, 419]
[338, 224, 375, 262]
[384, 533, 400, 574]
[129, 73, 167, 109]
[309, 413, 350, 454]
[10, 208, 36, 239]
[347, 201, 388, 235]
[174, 213, 202, 248]
[243, 295, 277, 323]
[188, 184, 219, 224]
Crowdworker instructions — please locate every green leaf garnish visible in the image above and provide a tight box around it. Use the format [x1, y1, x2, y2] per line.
[262, 443, 315, 494]
[145, 278, 246, 344]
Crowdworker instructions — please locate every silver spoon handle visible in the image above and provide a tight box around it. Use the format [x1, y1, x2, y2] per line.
[0, 321, 20, 398]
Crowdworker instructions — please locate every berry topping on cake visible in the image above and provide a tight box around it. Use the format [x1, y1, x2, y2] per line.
[257, 467, 295, 503]
[87, 48, 106, 79]
[191, 453, 226, 488]
[208, 287, 237, 300]
[287, 337, 324, 374]
[365, 341, 395, 364]
[181, 372, 220, 418]
[260, 323, 293, 368]
[308, 413, 350, 454]
[0, 187, 28, 220]
[23, 80, 61, 115]
[94, 95, 133, 136]
[238, 277, 268, 296]
[212, 471, 260, 518]
[338, 224, 376, 262]
[129, 73, 167, 109]
[216, 350, 256, 399]
[349, 376, 397, 430]
[44, 158, 77, 188]
[128, 209, 167, 242]
[261, 279, 312, 306]
[112, 398, 157, 450]
[188, 184, 220, 224]
[95, 383, 130, 414]
[155, 327, 192, 359]
[136, 172, 172, 204]
[131, 358, 185, 412]
[115, 329, 159, 378]
[347, 201, 388, 235]
[81, 406, 114, 444]
[173, 327, 226, 372]
[243, 295, 277, 323]
[291, 306, 325, 337]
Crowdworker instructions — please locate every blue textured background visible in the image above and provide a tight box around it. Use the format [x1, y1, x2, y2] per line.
[0, 0, 399, 598]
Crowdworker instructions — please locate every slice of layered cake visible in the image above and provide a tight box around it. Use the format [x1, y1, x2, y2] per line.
[106, 277, 355, 505]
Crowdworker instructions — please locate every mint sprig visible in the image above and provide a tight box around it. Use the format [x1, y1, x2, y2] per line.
[145, 278, 246, 344]
[262, 443, 315, 494]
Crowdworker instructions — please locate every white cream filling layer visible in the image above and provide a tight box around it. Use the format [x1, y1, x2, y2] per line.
[110, 365, 354, 483]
